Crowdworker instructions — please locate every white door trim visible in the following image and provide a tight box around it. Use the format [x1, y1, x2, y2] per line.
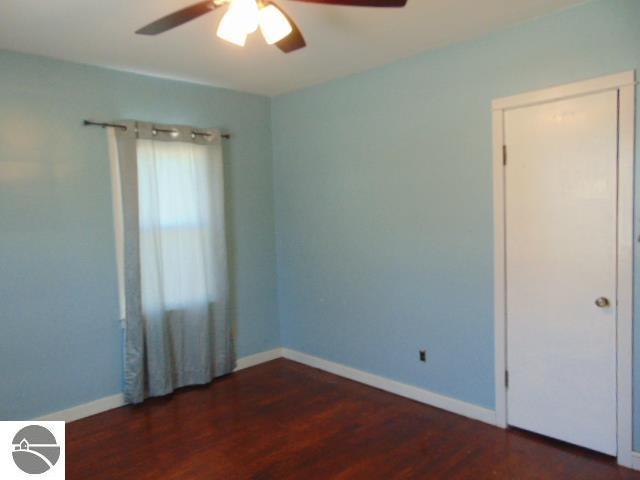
[492, 71, 636, 468]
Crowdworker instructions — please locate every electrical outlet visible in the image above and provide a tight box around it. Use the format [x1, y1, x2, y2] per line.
[419, 350, 427, 362]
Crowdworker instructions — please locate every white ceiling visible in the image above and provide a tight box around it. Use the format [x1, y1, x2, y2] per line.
[0, 0, 586, 96]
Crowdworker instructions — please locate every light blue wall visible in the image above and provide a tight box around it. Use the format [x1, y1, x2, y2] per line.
[272, 0, 640, 443]
[0, 51, 279, 420]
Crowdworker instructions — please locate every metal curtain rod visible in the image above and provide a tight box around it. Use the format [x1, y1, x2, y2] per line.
[83, 120, 231, 139]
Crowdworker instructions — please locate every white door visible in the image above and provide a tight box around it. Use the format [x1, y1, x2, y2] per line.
[505, 90, 618, 455]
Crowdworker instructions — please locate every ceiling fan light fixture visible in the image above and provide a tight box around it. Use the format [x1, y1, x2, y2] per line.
[259, 4, 293, 45]
[216, 10, 248, 46]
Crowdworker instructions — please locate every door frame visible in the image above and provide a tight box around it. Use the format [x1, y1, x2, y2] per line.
[492, 71, 636, 467]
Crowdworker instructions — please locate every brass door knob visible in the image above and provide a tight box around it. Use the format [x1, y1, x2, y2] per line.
[595, 297, 610, 308]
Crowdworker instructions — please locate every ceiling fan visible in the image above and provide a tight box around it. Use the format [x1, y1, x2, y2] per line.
[136, 0, 408, 53]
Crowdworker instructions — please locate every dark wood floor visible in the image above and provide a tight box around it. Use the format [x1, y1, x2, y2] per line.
[68, 359, 640, 479]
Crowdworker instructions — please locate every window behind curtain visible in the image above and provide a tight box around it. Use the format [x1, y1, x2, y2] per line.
[137, 139, 220, 311]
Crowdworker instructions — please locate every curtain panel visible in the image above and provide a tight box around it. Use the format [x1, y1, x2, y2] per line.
[108, 121, 235, 404]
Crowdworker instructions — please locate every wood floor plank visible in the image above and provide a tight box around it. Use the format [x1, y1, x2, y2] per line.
[67, 359, 640, 479]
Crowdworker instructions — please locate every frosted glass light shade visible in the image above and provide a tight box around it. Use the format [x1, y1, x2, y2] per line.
[228, 0, 260, 34]
[259, 4, 292, 45]
[216, 10, 248, 46]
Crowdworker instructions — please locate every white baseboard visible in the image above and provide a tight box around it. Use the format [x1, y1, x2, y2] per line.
[235, 348, 283, 371]
[36, 393, 126, 423]
[35, 347, 497, 428]
[628, 452, 640, 471]
[281, 348, 497, 426]
[34, 348, 283, 423]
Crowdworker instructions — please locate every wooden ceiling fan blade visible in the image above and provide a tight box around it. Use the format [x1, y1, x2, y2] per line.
[136, 1, 218, 35]
[271, 3, 306, 53]
[290, 0, 407, 6]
